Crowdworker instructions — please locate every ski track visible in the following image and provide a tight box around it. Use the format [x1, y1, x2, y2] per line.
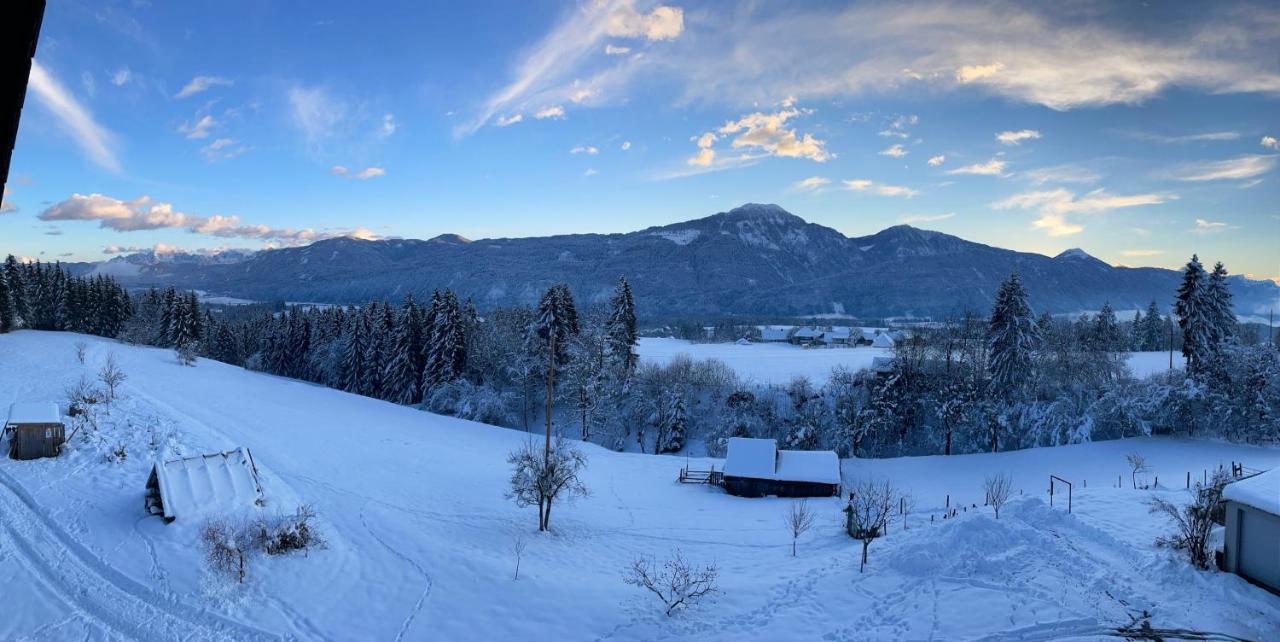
[0, 468, 278, 641]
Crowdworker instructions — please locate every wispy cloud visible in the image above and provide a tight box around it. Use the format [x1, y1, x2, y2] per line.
[27, 60, 121, 173]
[330, 165, 385, 180]
[899, 212, 954, 224]
[927, 155, 945, 167]
[1020, 162, 1103, 185]
[110, 67, 132, 87]
[1126, 130, 1240, 144]
[946, 158, 1007, 176]
[1171, 155, 1277, 181]
[994, 187, 1174, 236]
[175, 75, 232, 99]
[200, 138, 247, 161]
[40, 193, 377, 244]
[570, 145, 599, 155]
[1, 187, 16, 214]
[996, 129, 1040, 145]
[535, 105, 566, 119]
[1193, 218, 1236, 234]
[879, 143, 907, 158]
[178, 114, 217, 140]
[791, 176, 830, 192]
[379, 113, 397, 138]
[494, 114, 524, 127]
[843, 179, 917, 198]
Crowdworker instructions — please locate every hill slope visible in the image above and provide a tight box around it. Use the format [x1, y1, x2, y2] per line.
[89, 203, 1280, 319]
[1, 331, 1278, 639]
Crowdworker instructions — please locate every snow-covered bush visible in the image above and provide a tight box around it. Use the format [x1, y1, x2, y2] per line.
[256, 505, 325, 556]
[201, 519, 254, 584]
[175, 340, 200, 366]
[624, 549, 718, 616]
[1147, 470, 1231, 570]
[426, 380, 514, 427]
[506, 437, 589, 532]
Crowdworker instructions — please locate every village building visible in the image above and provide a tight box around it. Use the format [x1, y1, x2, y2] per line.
[821, 327, 855, 345]
[721, 437, 841, 498]
[760, 327, 791, 343]
[1221, 468, 1280, 593]
[872, 332, 896, 349]
[145, 447, 264, 523]
[790, 327, 824, 345]
[5, 402, 65, 460]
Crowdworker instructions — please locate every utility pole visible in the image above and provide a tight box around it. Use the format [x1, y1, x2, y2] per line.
[545, 330, 555, 461]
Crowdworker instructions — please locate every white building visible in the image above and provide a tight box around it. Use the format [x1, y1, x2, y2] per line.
[1221, 468, 1280, 592]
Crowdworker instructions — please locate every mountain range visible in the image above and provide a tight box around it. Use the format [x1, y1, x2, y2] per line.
[83, 203, 1280, 320]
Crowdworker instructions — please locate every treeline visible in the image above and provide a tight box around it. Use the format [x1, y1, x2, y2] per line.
[0, 256, 132, 338]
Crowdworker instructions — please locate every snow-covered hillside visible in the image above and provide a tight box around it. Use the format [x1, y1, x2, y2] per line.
[0, 331, 1276, 640]
[638, 337, 1186, 385]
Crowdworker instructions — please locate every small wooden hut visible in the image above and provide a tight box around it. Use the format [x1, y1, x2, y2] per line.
[721, 437, 841, 498]
[5, 402, 65, 460]
[145, 447, 264, 523]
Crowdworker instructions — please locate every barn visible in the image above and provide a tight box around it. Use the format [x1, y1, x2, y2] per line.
[1221, 468, 1280, 593]
[145, 447, 264, 523]
[872, 332, 896, 349]
[5, 402, 65, 460]
[721, 437, 841, 498]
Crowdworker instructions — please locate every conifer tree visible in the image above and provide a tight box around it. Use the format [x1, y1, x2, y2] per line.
[605, 276, 638, 375]
[341, 310, 368, 394]
[987, 272, 1038, 398]
[1175, 255, 1212, 374]
[385, 301, 422, 404]
[1205, 261, 1237, 346]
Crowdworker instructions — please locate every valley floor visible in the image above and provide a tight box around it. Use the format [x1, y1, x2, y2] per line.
[0, 331, 1275, 641]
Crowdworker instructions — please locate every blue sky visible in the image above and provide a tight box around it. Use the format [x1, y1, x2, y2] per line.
[2, 0, 1278, 281]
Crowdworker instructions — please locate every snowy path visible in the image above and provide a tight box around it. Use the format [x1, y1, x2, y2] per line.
[0, 469, 276, 641]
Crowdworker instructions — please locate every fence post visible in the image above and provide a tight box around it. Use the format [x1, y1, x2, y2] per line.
[945, 494, 949, 508]
[1049, 476, 1054, 508]
[1186, 471, 1190, 489]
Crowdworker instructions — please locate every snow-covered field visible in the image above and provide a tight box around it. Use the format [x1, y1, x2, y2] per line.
[638, 337, 1186, 384]
[1, 331, 1275, 641]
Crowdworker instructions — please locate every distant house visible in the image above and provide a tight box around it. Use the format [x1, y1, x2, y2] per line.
[870, 356, 896, 376]
[145, 447, 264, 523]
[1221, 469, 1280, 592]
[5, 402, 64, 460]
[760, 327, 791, 343]
[791, 327, 824, 345]
[872, 332, 896, 349]
[821, 327, 854, 345]
[857, 329, 878, 346]
[721, 437, 841, 498]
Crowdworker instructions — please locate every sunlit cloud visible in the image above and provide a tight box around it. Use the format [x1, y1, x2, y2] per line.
[1261, 135, 1278, 150]
[688, 104, 830, 167]
[1193, 218, 1236, 234]
[791, 176, 830, 192]
[996, 129, 1040, 145]
[843, 179, 917, 197]
[927, 155, 945, 167]
[994, 188, 1174, 236]
[1171, 155, 1277, 181]
[879, 144, 907, 158]
[946, 158, 1007, 176]
[899, 212, 954, 224]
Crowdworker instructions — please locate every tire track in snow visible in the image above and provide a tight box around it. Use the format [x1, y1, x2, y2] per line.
[359, 503, 433, 642]
[0, 469, 278, 641]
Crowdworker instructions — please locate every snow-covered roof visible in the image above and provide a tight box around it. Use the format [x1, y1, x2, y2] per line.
[1223, 468, 1280, 514]
[724, 437, 841, 485]
[152, 447, 263, 521]
[6, 402, 61, 425]
[793, 327, 823, 339]
[871, 356, 896, 373]
[822, 327, 854, 340]
[872, 333, 896, 348]
[723, 438, 777, 479]
[760, 327, 790, 341]
[775, 450, 841, 484]
[860, 329, 878, 342]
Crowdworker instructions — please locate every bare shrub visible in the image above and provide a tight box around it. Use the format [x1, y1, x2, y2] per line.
[511, 533, 528, 580]
[506, 437, 589, 532]
[1148, 470, 1230, 570]
[844, 478, 897, 572]
[624, 549, 718, 616]
[257, 505, 325, 556]
[784, 499, 817, 557]
[201, 520, 252, 584]
[984, 473, 1013, 519]
[107, 443, 128, 464]
[74, 341, 88, 364]
[98, 353, 127, 401]
[1126, 453, 1151, 489]
[175, 340, 200, 367]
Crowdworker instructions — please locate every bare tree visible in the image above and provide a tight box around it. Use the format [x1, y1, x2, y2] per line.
[175, 340, 200, 366]
[98, 353, 127, 401]
[784, 499, 817, 557]
[507, 437, 589, 532]
[74, 341, 88, 364]
[511, 533, 528, 580]
[984, 473, 1013, 519]
[1148, 470, 1230, 570]
[623, 549, 718, 616]
[1126, 453, 1151, 489]
[201, 520, 253, 584]
[844, 478, 896, 572]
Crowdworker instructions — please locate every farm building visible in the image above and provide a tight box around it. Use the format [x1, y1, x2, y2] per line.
[1221, 468, 1280, 593]
[145, 447, 264, 523]
[872, 332, 896, 349]
[791, 327, 824, 345]
[5, 402, 65, 460]
[721, 437, 841, 498]
[760, 327, 791, 342]
[821, 327, 855, 345]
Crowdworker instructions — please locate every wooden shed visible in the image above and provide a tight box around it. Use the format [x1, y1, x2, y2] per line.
[5, 402, 65, 460]
[721, 437, 841, 498]
[145, 447, 264, 523]
[1221, 468, 1280, 593]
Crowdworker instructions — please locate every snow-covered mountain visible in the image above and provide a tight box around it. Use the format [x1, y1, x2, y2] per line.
[89, 203, 1280, 318]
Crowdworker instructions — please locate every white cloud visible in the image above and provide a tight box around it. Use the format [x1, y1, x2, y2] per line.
[110, 67, 132, 87]
[570, 145, 599, 155]
[993, 187, 1174, 236]
[289, 85, 348, 144]
[879, 129, 908, 139]
[956, 62, 1004, 83]
[927, 155, 945, 167]
[175, 75, 232, 99]
[605, 44, 631, 55]
[379, 113, 397, 138]
[791, 176, 830, 192]
[1171, 155, 1277, 181]
[178, 114, 217, 139]
[330, 165, 349, 176]
[330, 165, 385, 180]
[494, 113, 524, 127]
[842, 179, 917, 198]
[1193, 218, 1234, 234]
[1262, 135, 1278, 150]
[690, 105, 829, 167]
[1126, 130, 1240, 144]
[946, 158, 1007, 176]
[620, 140, 632, 150]
[200, 138, 247, 161]
[899, 212, 954, 224]
[996, 129, 1041, 145]
[40, 193, 376, 245]
[584, 168, 599, 176]
[606, 3, 684, 41]
[1, 187, 16, 214]
[27, 60, 121, 173]
[535, 105, 566, 119]
[879, 143, 907, 158]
